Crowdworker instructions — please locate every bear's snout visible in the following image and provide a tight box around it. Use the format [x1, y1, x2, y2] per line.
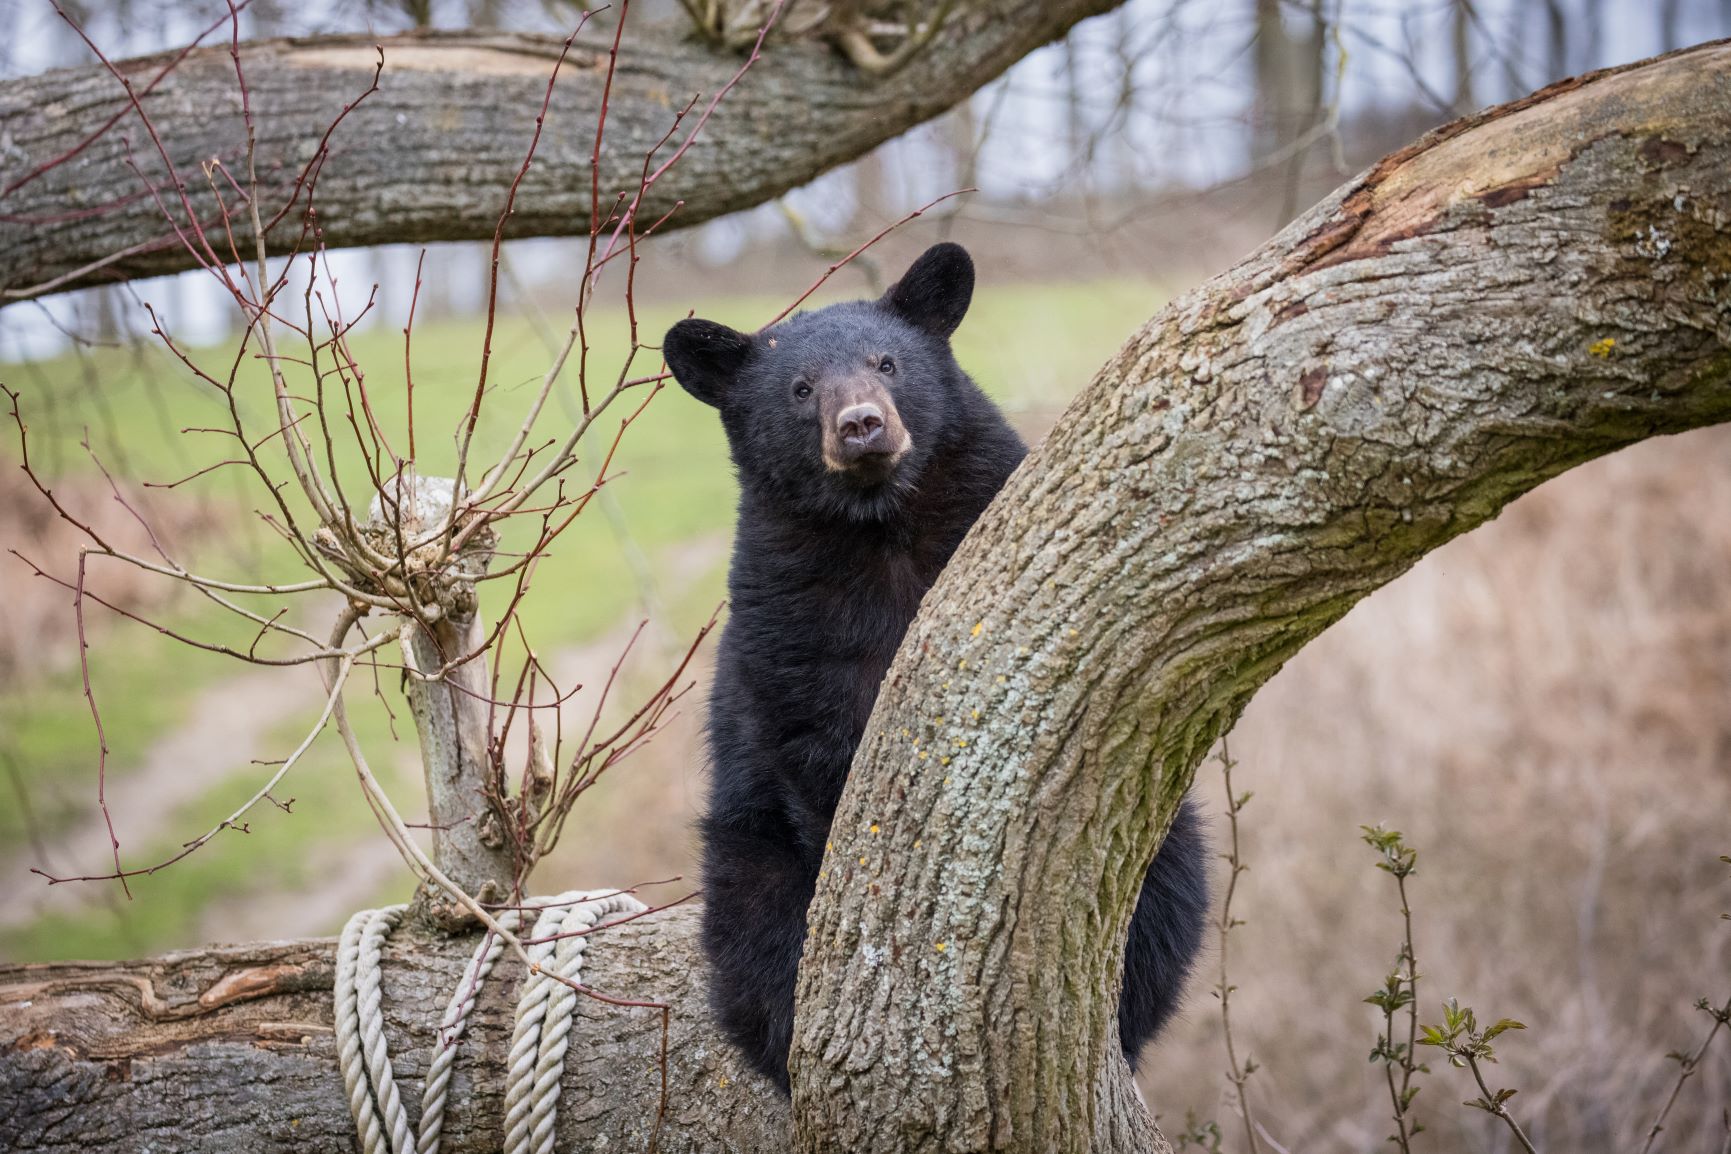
[837, 403, 885, 447]
[822, 379, 910, 475]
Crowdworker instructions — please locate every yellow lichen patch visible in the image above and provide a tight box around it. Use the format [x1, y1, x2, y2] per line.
[719, 1076, 730, 1088]
[940, 755, 950, 766]
[955, 738, 968, 748]
[859, 856, 867, 866]
[918, 750, 928, 760]
[996, 675, 1007, 685]
[1589, 337, 1616, 358]
[914, 839, 922, 849]
[971, 621, 984, 637]
[934, 942, 947, 952]
[971, 709, 980, 721]
[870, 823, 880, 834]
[958, 658, 968, 669]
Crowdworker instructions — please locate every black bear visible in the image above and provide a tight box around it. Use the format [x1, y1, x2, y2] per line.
[663, 243, 1209, 1093]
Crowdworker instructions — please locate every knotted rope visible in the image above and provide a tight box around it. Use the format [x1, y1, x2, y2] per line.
[335, 889, 646, 1154]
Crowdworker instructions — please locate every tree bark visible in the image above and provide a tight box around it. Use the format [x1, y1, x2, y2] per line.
[0, 0, 1121, 303]
[790, 40, 1731, 1154]
[5, 40, 1731, 1154]
[0, 907, 790, 1152]
[402, 613, 517, 925]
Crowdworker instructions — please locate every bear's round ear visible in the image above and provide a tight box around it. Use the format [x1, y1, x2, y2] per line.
[663, 318, 753, 407]
[882, 243, 975, 340]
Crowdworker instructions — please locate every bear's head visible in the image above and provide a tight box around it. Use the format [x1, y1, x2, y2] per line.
[663, 243, 976, 523]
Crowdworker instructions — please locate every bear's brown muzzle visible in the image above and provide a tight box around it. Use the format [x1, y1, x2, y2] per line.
[821, 376, 910, 474]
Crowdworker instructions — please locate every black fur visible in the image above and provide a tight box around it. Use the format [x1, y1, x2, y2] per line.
[665, 243, 1210, 1092]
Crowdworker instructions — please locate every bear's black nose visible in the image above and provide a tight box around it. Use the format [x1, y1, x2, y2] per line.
[837, 403, 886, 449]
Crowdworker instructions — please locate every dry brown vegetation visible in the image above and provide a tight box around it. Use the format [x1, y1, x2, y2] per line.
[1142, 422, 1731, 1152]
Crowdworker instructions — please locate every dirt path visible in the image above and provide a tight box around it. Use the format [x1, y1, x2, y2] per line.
[0, 662, 327, 929]
[196, 809, 417, 944]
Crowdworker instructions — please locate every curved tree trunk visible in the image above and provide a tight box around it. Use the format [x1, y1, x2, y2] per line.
[5, 40, 1731, 1154]
[790, 41, 1731, 1153]
[0, 0, 1119, 302]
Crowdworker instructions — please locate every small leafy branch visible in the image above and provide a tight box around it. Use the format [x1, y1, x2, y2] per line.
[1361, 823, 1427, 1152]
[1417, 998, 1537, 1154]
[1214, 737, 1263, 1154]
[1171, 1111, 1224, 1153]
[1637, 996, 1731, 1153]
[1637, 851, 1731, 1154]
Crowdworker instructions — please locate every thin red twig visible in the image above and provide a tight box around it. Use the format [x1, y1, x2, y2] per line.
[763, 188, 976, 328]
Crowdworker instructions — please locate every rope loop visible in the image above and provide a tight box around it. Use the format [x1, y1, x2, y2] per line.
[334, 890, 646, 1154]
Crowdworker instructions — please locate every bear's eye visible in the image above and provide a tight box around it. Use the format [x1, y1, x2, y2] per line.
[793, 380, 813, 401]
[878, 355, 896, 375]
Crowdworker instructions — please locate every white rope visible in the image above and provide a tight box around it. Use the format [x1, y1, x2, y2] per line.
[501, 891, 644, 1154]
[418, 906, 522, 1154]
[334, 890, 646, 1154]
[338, 905, 411, 1154]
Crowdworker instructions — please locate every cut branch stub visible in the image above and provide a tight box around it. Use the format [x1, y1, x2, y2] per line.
[364, 474, 515, 927]
[790, 41, 1731, 1154]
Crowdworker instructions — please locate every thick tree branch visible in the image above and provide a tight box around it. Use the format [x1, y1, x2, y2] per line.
[0, 907, 790, 1153]
[791, 40, 1731, 1153]
[4, 41, 1731, 1154]
[0, 1, 1119, 303]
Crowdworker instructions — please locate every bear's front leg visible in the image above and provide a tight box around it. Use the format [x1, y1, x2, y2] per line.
[700, 805, 819, 1093]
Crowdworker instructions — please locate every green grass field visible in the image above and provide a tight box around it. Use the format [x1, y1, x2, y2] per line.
[0, 277, 1165, 962]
